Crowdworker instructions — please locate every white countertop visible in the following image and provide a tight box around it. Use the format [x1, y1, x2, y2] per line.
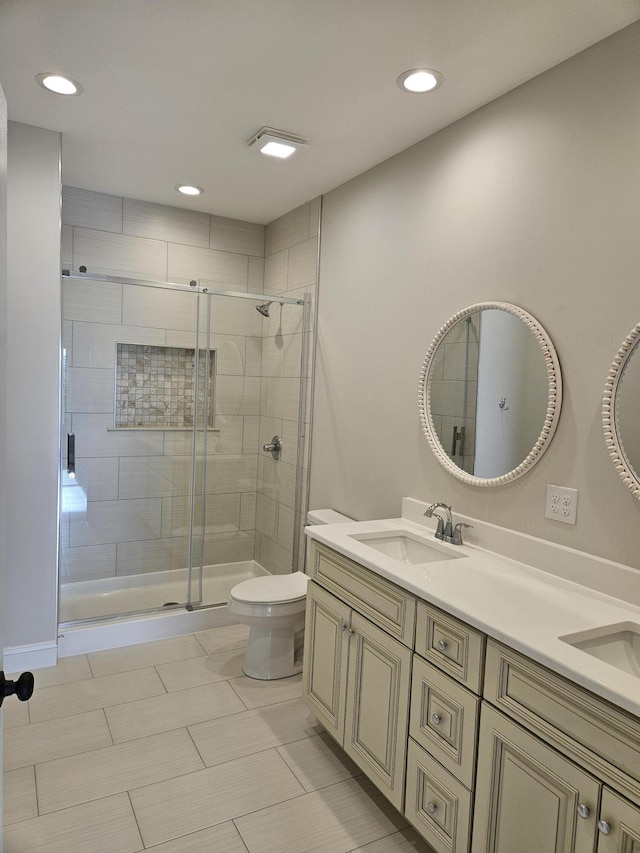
[306, 509, 640, 719]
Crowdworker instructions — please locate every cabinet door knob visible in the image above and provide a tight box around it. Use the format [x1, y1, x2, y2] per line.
[597, 820, 612, 836]
[339, 618, 346, 632]
[577, 803, 590, 820]
[431, 713, 442, 725]
[437, 639, 448, 652]
[347, 627, 354, 636]
[427, 802, 437, 814]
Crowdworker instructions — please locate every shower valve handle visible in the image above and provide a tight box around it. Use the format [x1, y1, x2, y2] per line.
[263, 435, 282, 460]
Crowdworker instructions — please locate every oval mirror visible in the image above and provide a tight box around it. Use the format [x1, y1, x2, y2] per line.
[603, 322, 640, 500]
[418, 302, 562, 486]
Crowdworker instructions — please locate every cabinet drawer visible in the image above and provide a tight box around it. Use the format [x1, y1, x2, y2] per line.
[308, 541, 416, 646]
[410, 656, 480, 789]
[405, 738, 472, 853]
[415, 602, 485, 693]
[484, 640, 640, 806]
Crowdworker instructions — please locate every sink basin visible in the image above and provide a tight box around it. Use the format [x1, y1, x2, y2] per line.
[348, 530, 463, 565]
[560, 622, 640, 678]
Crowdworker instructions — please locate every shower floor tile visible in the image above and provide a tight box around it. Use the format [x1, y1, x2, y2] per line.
[4, 627, 434, 853]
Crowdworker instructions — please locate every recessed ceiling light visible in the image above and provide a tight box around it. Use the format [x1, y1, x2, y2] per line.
[247, 127, 308, 159]
[397, 69, 443, 94]
[36, 73, 83, 95]
[175, 185, 204, 196]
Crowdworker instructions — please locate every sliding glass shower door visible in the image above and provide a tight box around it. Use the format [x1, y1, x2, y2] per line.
[60, 274, 206, 621]
[59, 273, 308, 625]
[185, 285, 309, 610]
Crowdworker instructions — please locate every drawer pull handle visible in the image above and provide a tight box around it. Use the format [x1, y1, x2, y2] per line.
[431, 714, 442, 725]
[577, 804, 590, 820]
[427, 802, 437, 814]
[437, 639, 448, 652]
[597, 820, 612, 836]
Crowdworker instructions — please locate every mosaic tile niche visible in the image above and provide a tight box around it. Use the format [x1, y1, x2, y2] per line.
[115, 343, 215, 429]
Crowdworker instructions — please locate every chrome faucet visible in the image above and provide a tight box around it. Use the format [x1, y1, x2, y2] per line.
[424, 503, 472, 546]
[423, 502, 453, 542]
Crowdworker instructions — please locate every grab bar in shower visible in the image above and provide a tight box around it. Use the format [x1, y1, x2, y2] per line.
[67, 433, 76, 478]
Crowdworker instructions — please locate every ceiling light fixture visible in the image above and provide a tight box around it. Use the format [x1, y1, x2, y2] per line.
[36, 73, 83, 95]
[397, 69, 443, 94]
[247, 127, 308, 159]
[175, 185, 204, 196]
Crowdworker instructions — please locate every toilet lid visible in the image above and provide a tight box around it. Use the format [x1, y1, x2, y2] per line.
[231, 571, 309, 605]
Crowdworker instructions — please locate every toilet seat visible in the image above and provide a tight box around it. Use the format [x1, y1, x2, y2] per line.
[229, 571, 308, 605]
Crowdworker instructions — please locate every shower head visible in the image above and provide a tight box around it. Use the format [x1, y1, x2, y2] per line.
[256, 301, 271, 318]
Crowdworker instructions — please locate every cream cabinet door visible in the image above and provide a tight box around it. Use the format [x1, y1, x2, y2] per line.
[472, 705, 600, 853]
[596, 789, 640, 852]
[302, 581, 350, 743]
[344, 610, 412, 811]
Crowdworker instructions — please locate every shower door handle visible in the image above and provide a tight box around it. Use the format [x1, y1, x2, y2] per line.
[451, 425, 465, 457]
[67, 433, 76, 478]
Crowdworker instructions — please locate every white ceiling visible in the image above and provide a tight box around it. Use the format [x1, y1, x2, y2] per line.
[0, 0, 638, 224]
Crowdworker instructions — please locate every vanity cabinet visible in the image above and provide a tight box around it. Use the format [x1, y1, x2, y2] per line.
[302, 543, 415, 810]
[473, 640, 640, 853]
[302, 540, 640, 853]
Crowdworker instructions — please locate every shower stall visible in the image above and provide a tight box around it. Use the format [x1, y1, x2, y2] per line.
[59, 272, 309, 629]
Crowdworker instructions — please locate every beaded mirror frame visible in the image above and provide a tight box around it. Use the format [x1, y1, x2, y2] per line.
[603, 321, 640, 501]
[418, 301, 563, 486]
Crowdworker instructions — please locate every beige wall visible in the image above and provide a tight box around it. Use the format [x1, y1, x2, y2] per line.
[311, 22, 640, 570]
[1, 86, 7, 806]
[6, 123, 61, 649]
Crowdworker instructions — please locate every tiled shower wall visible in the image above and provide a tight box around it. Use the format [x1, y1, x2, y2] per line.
[259, 199, 320, 573]
[60, 187, 318, 584]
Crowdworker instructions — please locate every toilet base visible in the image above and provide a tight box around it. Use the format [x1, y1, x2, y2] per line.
[242, 624, 304, 680]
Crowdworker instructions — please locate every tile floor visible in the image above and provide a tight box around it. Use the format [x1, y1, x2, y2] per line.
[3, 625, 434, 852]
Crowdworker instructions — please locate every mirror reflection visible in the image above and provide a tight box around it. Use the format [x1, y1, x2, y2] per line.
[420, 303, 560, 484]
[613, 337, 640, 482]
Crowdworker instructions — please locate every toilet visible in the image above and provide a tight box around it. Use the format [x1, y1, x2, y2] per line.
[228, 509, 353, 680]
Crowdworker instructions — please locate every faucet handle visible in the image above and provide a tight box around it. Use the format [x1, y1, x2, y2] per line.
[429, 512, 446, 540]
[452, 523, 472, 546]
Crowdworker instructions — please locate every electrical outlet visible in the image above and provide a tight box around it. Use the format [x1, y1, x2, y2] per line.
[545, 485, 578, 525]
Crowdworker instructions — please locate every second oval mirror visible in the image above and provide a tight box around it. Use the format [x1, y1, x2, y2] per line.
[418, 302, 562, 485]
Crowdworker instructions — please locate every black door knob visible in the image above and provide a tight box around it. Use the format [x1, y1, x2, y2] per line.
[0, 671, 34, 707]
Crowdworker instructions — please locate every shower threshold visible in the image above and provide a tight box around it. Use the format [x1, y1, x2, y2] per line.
[57, 560, 269, 657]
[59, 559, 268, 623]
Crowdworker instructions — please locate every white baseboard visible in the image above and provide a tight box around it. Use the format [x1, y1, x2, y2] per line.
[3, 641, 58, 673]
